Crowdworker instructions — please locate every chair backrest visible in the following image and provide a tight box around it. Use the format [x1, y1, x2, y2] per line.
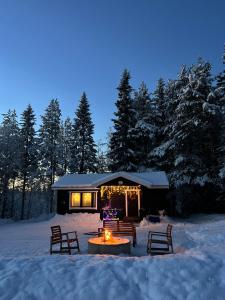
[166, 224, 173, 239]
[51, 225, 62, 244]
[103, 220, 119, 231]
[103, 220, 134, 232]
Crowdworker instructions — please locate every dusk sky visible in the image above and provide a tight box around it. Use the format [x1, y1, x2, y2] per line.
[0, 0, 225, 141]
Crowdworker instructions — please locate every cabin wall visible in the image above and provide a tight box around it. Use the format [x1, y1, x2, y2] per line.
[56, 177, 169, 217]
[57, 190, 99, 215]
[57, 190, 69, 215]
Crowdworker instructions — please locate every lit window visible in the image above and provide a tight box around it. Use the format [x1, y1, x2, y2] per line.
[71, 193, 81, 207]
[82, 193, 92, 207]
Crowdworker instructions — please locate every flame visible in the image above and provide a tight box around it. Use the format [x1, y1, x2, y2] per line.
[104, 229, 111, 242]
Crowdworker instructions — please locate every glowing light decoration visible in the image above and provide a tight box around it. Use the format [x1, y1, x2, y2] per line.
[103, 208, 119, 220]
[100, 185, 141, 198]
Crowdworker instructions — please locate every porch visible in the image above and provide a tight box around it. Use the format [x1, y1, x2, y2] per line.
[100, 185, 141, 219]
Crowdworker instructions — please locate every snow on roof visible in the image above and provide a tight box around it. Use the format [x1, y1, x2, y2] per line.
[52, 171, 169, 189]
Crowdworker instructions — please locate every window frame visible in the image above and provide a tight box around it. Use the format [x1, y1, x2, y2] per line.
[69, 191, 98, 210]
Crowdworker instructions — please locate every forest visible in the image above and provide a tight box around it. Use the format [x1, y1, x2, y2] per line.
[0, 49, 224, 219]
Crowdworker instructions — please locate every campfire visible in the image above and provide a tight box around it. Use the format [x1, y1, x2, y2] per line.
[103, 229, 112, 242]
[88, 228, 130, 254]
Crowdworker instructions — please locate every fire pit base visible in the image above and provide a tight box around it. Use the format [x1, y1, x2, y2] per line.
[88, 237, 131, 255]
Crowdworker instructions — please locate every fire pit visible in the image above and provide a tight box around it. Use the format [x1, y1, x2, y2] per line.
[88, 230, 130, 255]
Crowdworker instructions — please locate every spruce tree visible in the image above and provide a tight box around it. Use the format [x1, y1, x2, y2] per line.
[96, 140, 109, 173]
[132, 82, 157, 170]
[151, 78, 168, 169]
[109, 69, 136, 171]
[152, 67, 189, 173]
[19, 104, 38, 219]
[170, 59, 213, 186]
[216, 45, 225, 90]
[0, 110, 20, 218]
[214, 46, 225, 183]
[39, 99, 61, 212]
[153, 78, 166, 130]
[70, 92, 97, 174]
[59, 117, 73, 175]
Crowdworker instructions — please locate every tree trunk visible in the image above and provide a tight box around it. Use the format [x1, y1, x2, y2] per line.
[21, 173, 27, 220]
[49, 169, 55, 213]
[27, 190, 32, 219]
[10, 179, 15, 218]
[1, 176, 9, 218]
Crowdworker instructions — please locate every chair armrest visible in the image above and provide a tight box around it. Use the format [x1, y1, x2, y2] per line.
[59, 233, 69, 241]
[65, 231, 78, 239]
[150, 233, 168, 238]
[61, 233, 68, 237]
[65, 231, 77, 235]
[149, 231, 167, 235]
[148, 231, 166, 239]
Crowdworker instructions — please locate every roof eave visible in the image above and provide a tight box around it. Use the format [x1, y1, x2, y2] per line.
[52, 185, 98, 190]
[52, 184, 169, 190]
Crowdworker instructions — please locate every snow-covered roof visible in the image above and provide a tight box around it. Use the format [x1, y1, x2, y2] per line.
[52, 171, 169, 190]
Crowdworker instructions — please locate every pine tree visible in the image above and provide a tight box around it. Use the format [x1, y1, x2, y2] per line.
[70, 92, 97, 173]
[39, 99, 61, 212]
[0, 110, 20, 218]
[109, 69, 136, 171]
[19, 104, 38, 220]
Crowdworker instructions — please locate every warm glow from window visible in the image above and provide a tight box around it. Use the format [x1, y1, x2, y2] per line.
[71, 193, 81, 207]
[82, 193, 92, 207]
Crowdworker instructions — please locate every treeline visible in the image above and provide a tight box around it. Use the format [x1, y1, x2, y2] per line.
[109, 54, 225, 216]
[0, 48, 224, 219]
[0, 93, 103, 219]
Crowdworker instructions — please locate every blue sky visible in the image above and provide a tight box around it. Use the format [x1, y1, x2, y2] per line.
[0, 0, 225, 141]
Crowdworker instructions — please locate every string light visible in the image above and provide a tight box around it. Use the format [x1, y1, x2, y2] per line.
[100, 185, 141, 198]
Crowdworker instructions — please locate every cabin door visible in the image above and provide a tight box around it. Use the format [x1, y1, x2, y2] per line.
[126, 191, 140, 217]
[110, 192, 126, 211]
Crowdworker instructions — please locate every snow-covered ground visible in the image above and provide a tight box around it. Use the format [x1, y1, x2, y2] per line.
[0, 213, 225, 300]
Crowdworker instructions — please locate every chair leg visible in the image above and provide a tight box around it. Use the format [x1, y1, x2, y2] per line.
[147, 239, 152, 255]
[50, 238, 52, 255]
[146, 240, 149, 253]
[77, 239, 80, 253]
[171, 238, 174, 253]
[149, 240, 152, 255]
[67, 240, 71, 255]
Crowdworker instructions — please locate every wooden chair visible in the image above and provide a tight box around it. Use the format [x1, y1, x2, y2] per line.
[147, 224, 173, 255]
[50, 225, 80, 255]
